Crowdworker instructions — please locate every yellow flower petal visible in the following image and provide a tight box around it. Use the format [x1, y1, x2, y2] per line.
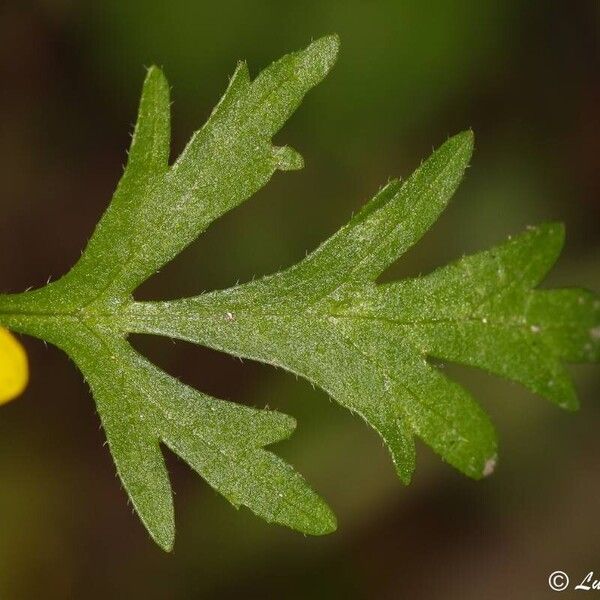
[0, 328, 28, 405]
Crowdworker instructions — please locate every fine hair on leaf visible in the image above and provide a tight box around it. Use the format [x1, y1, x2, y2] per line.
[0, 34, 597, 551]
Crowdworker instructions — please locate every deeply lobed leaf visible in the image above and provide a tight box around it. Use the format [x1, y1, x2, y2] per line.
[0, 35, 597, 549]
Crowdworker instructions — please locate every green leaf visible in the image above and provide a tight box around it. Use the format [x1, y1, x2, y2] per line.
[51, 36, 334, 303]
[0, 35, 597, 550]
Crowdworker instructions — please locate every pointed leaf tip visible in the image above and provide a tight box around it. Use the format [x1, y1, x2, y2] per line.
[144, 65, 168, 88]
[538, 221, 566, 248]
[145, 64, 161, 76]
[448, 129, 474, 160]
[295, 494, 337, 536]
[155, 530, 175, 553]
[312, 506, 338, 536]
[297, 34, 340, 85]
[274, 146, 304, 171]
[308, 33, 340, 63]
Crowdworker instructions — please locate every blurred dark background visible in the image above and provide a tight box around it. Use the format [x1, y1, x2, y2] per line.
[0, 1, 598, 598]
